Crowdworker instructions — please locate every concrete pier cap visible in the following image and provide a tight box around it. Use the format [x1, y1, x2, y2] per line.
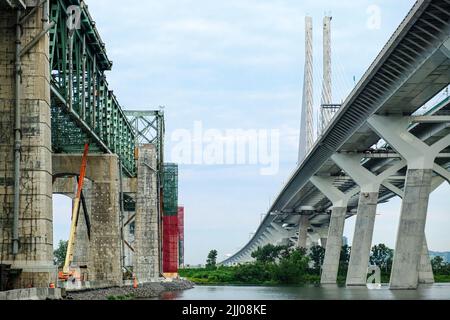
[366, 115, 450, 289]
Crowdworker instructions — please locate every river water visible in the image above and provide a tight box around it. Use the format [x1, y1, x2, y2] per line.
[157, 283, 450, 300]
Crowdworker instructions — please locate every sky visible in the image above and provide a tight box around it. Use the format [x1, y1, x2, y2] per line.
[53, 0, 450, 265]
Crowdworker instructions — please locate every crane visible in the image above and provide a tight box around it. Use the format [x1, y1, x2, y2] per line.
[59, 143, 89, 280]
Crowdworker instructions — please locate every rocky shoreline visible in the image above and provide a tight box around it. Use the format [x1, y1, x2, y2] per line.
[66, 279, 194, 300]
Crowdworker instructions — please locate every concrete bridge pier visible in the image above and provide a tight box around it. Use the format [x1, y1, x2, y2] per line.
[368, 115, 450, 289]
[310, 176, 357, 285]
[0, 4, 56, 288]
[307, 232, 320, 247]
[53, 154, 123, 287]
[296, 214, 310, 249]
[332, 153, 406, 286]
[133, 144, 160, 282]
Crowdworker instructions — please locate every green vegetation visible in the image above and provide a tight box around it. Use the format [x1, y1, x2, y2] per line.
[53, 240, 68, 267]
[431, 256, 450, 282]
[206, 250, 218, 270]
[180, 245, 323, 285]
[180, 243, 450, 285]
[369, 244, 393, 274]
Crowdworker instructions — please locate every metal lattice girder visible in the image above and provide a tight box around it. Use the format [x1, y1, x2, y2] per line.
[163, 163, 178, 216]
[124, 109, 165, 171]
[49, 0, 136, 176]
[124, 110, 165, 144]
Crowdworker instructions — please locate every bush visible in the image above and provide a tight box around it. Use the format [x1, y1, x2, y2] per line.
[234, 263, 272, 284]
[272, 249, 310, 284]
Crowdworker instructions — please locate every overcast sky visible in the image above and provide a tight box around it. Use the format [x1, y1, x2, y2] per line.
[53, 0, 450, 265]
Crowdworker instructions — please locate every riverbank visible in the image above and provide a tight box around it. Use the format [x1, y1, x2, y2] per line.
[180, 267, 450, 286]
[66, 279, 194, 300]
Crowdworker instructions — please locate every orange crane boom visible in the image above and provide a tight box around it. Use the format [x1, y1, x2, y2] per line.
[62, 143, 89, 275]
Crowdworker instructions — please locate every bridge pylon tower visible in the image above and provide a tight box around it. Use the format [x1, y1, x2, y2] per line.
[298, 16, 315, 163]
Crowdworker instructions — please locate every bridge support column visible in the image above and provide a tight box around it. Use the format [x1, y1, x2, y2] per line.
[307, 232, 320, 247]
[53, 154, 122, 286]
[88, 156, 122, 286]
[418, 236, 434, 284]
[310, 176, 357, 285]
[347, 191, 378, 286]
[133, 145, 160, 282]
[0, 5, 55, 288]
[332, 153, 406, 286]
[417, 177, 446, 284]
[311, 227, 329, 248]
[390, 168, 432, 289]
[368, 115, 450, 289]
[296, 215, 309, 249]
[72, 179, 92, 270]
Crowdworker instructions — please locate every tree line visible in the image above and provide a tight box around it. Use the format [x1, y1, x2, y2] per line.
[179, 243, 450, 285]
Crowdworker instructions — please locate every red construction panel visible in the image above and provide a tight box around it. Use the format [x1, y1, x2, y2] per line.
[163, 216, 179, 273]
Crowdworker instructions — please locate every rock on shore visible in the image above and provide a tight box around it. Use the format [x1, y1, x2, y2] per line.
[66, 279, 194, 300]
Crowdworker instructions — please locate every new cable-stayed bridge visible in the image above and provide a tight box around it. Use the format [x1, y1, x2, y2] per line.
[222, 0, 450, 290]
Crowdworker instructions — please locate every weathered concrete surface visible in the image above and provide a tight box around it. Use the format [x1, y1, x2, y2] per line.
[418, 237, 434, 284]
[123, 210, 135, 268]
[346, 191, 378, 286]
[133, 145, 160, 282]
[71, 183, 91, 270]
[321, 206, 346, 285]
[122, 177, 137, 193]
[53, 154, 122, 286]
[297, 215, 309, 249]
[0, 287, 62, 300]
[390, 169, 432, 289]
[0, 6, 55, 288]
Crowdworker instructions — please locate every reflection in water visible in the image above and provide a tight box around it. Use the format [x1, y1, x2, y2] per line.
[153, 284, 450, 300]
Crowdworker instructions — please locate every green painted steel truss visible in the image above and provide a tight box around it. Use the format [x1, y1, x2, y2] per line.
[49, 0, 136, 176]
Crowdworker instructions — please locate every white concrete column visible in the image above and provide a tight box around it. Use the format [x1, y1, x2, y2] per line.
[368, 115, 450, 289]
[332, 153, 406, 286]
[417, 176, 445, 284]
[308, 232, 321, 247]
[418, 236, 434, 284]
[310, 176, 358, 285]
[311, 226, 329, 248]
[297, 215, 310, 249]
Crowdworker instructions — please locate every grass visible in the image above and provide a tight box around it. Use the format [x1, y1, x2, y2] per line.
[434, 275, 450, 283]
